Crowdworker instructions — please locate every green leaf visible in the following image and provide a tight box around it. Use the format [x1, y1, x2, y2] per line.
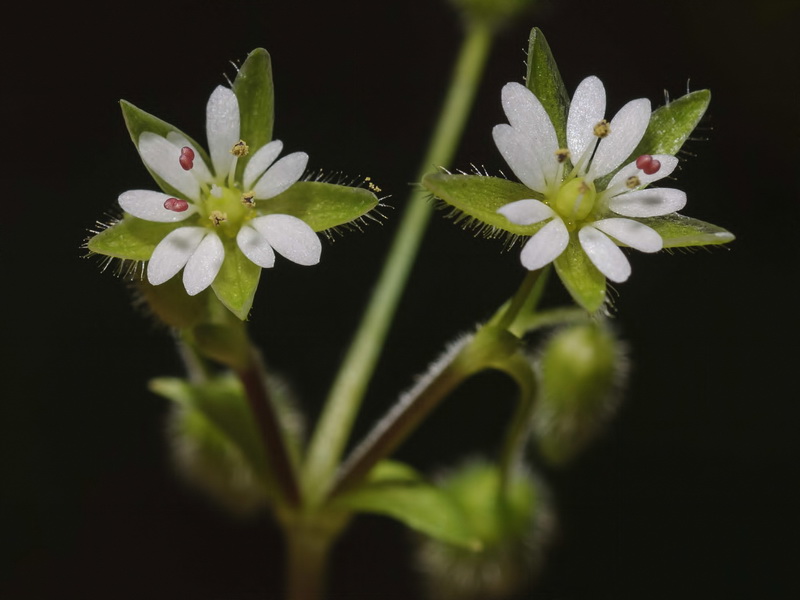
[422, 173, 543, 235]
[332, 461, 481, 550]
[120, 100, 214, 196]
[233, 48, 274, 180]
[526, 28, 570, 148]
[634, 89, 711, 157]
[150, 375, 273, 501]
[553, 238, 606, 312]
[641, 213, 735, 247]
[87, 215, 184, 260]
[262, 181, 378, 232]
[211, 242, 262, 320]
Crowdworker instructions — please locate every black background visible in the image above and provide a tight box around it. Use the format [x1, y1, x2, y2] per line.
[3, 0, 799, 598]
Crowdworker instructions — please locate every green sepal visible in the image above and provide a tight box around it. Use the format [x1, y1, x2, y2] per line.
[526, 28, 570, 148]
[137, 277, 214, 329]
[553, 238, 606, 312]
[634, 89, 711, 157]
[595, 90, 711, 190]
[331, 461, 482, 550]
[120, 100, 214, 196]
[641, 213, 735, 247]
[233, 48, 274, 181]
[87, 215, 186, 260]
[262, 181, 379, 232]
[151, 374, 274, 512]
[422, 174, 542, 235]
[210, 242, 262, 320]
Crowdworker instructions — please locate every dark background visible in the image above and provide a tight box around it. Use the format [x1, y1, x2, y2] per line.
[3, 0, 799, 598]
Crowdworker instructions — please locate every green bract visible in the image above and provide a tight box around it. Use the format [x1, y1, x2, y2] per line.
[87, 48, 379, 320]
[331, 461, 482, 550]
[423, 28, 734, 312]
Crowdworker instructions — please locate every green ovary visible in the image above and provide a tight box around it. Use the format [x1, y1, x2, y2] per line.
[199, 185, 255, 238]
[552, 178, 596, 227]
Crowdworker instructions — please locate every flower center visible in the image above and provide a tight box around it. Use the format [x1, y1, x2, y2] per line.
[199, 185, 254, 237]
[552, 177, 596, 228]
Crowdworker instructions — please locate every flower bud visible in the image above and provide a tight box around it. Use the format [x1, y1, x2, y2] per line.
[415, 459, 552, 600]
[153, 373, 304, 516]
[533, 321, 627, 465]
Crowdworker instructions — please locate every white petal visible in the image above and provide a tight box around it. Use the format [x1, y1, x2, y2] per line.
[147, 226, 207, 286]
[244, 140, 284, 190]
[608, 188, 687, 217]
[166, 132, 214, 184]
[604, 154, 679, 197]
[138, 133, 200, 201]
[253, 152, 308, 200]
[592, 218, 662, 253]
[183, 232, 224, 296]
[236, 224, 276, 268]
[588, 98, 651, 179]
[567, 76, 606, 164]
[206, 86, 240, 178]
[519, 217, 569, 270]
[118, 190, 197, 222]
[493, 125, 548, 193]
[497, 199, 554, 225]
[579, 226, 631, 282]
[251, 214, 321, 266]
[501, 82, 559, 186]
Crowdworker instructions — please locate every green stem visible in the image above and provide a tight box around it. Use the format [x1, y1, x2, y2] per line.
[235, 348, 301, 507]
[284, 524, 336, 600]
[303, 22, 495, 501]
[330, 339, 479, 496]
[496, 354, 537, 496]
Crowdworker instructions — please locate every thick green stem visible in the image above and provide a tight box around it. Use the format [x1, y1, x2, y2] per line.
[303, 22, 495, 501]
[284, 524, 336, 600]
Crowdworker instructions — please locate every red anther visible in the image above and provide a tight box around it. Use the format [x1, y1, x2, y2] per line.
[642, 159, 661, 175]
[180, 146, 195, 160]
[179, 154, 194, 170]
[635, 154, 653, 169]
[164, 197, 189, 212]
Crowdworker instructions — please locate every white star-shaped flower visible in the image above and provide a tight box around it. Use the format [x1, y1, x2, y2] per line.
[118, 86, 321, 295]
[495, 77, 686, 282]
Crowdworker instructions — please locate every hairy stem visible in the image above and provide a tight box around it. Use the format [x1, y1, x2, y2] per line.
[236, 348, 301, 506]
[303, 22, 495, 502]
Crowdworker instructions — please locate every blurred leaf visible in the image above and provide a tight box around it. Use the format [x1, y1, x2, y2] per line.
[332, 461, 481, 550]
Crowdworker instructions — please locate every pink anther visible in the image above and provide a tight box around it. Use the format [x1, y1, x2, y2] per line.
[635, 154, 661, 175]
[179, 146, 195, 170]
[163, 197, 189, 212]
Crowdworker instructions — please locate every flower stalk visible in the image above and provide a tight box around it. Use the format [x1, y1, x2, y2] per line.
[235, 347, 301, 506]
[303, 20, 495, 503]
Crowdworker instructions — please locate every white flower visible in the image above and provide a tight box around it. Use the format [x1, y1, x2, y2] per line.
[118, 86, 321, 295]
[494, 77, 686, 282]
